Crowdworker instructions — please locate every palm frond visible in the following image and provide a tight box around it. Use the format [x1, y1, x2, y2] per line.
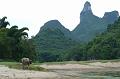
[19, 27, 29, 32]
[17, 32, 28, 37]
[10, 25, 18, 29]
[1, 16, 7, 22]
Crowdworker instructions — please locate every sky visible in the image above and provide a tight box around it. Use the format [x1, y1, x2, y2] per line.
[0, 0, 120, 37]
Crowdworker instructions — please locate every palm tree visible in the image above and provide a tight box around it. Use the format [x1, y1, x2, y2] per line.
[8, 25, 29, 43]
[0, 16, 10, 28]
[15, 27, 29, 38]
[7, 25, 18, 37]
[7, 25, 29, 60]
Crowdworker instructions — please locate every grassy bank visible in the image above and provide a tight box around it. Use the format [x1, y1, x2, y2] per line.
[0, 59, 119, 71]
[0, 62, 46, 71]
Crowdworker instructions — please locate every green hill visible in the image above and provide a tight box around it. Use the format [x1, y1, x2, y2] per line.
[33, 20, 77, 62]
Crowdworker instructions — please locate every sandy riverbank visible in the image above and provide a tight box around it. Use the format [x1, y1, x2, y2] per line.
[0, 61, 120, 79]
[0, 65, 58, 79]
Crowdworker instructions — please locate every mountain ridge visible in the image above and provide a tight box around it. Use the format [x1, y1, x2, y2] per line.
[72, 1, 119, 42]
[33, 1, 119, 61]
[36, 1, 119, 42]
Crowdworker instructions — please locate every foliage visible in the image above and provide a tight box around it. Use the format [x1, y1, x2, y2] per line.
[63, 44, 86, 61]
[0, 16, 36, 61]
[33, 20, 77, 62]
[81, 18, 120, 60]
[0, 15, 120, 62]
[63, 17, 120, 61]
[33, 17, 120, 62]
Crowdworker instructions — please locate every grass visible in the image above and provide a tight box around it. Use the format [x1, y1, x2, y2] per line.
[0, 62, 47, 71]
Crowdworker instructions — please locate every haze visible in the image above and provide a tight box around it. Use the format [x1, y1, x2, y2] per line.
[0, 0, 120, 37]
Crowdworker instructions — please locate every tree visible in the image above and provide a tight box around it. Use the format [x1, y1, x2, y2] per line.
[0, 16, 36, 61]
[8, 26, 29, 43]
[0, 16, 10, 28]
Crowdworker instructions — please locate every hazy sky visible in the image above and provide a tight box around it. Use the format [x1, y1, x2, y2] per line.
[0, 0, 120, 37]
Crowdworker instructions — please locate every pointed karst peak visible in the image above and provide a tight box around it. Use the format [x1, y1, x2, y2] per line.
[81, 1, 92, 13]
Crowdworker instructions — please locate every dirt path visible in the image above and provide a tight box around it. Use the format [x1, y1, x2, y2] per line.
[0, 61, 120, 79]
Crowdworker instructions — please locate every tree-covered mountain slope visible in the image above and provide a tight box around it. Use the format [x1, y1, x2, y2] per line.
[85, 18, 120, 59]
[64, 18, 120, 61]
[33, 1, 120, 62]
[33, 20, 77, 62]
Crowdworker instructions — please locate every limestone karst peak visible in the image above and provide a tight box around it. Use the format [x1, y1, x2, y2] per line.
[81, 1, 92, 14]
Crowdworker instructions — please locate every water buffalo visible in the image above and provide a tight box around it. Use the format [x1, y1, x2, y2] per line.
[21, 58, 32, 69]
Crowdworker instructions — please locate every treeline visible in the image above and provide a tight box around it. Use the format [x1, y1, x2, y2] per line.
[37, 18, 120, 62]
[1, 16, 120, 62]
[0, 17, 36, 61]
[63, 18, 120, 61]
